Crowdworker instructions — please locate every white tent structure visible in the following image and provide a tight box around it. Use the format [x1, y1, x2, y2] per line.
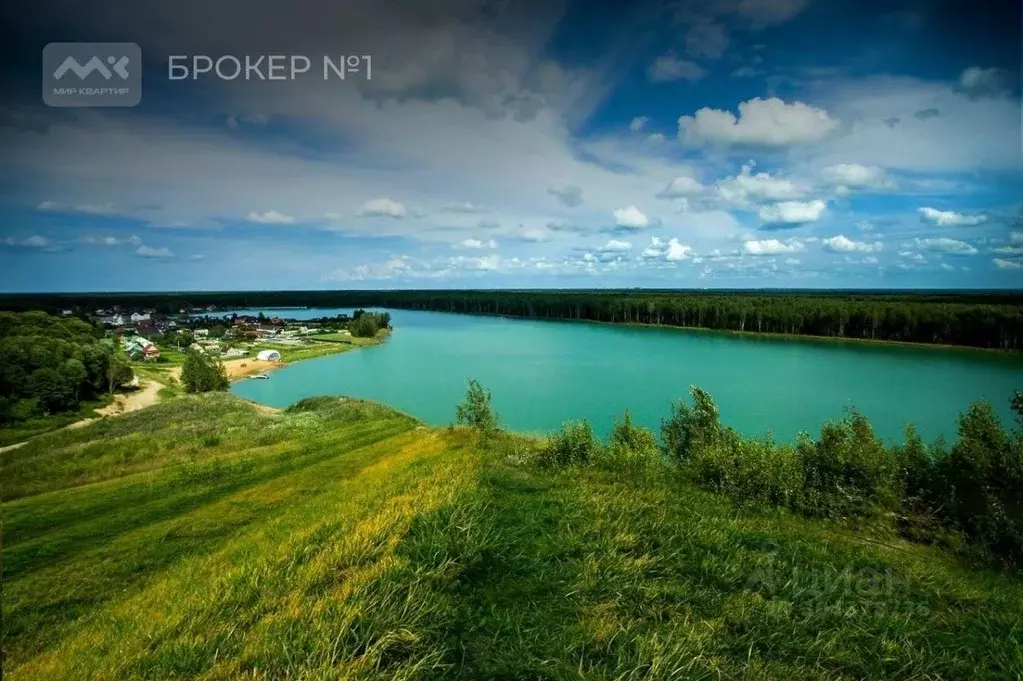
[256, 349, 281, 362]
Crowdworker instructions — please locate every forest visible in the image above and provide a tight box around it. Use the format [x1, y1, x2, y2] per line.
[0, 312, 133, 425]
[3, 289, 1021, 349]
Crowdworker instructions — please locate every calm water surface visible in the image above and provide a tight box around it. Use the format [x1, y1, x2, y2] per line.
[227, 307, 1023, 443]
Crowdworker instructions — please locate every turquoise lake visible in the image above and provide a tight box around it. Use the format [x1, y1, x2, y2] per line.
[227, 307, 1023, 443]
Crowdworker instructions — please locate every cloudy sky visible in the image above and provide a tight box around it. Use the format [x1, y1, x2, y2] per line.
[0, 0, 1020, 291]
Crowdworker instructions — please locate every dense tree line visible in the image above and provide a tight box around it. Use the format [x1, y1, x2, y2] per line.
[2, 290, 1021, 349]
[349, 310, 391, 338]
[0, 312, 133, 423]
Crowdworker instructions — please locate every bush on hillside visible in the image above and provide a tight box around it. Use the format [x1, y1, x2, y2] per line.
[602, 409, 660, 471]
[456, 379, 500, 440]
[181, 350, 229, 394]
[661, 387, 724, 464]
[536, 420, 600, 468]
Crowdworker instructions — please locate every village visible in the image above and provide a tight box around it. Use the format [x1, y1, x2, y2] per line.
[73, 307, 358, 366]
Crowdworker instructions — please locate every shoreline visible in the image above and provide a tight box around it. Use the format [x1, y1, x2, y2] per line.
[394, 308, 1020, 355]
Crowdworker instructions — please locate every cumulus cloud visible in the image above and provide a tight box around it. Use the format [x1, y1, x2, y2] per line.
[715, 162, 805, 206]
[914, 237, 978, 255]
[821, 163, 892, 190]
[678, 97, 838, 147]
[959, 67, 1010, 97]
[327, 257, 414, 281]
[136, 245, 175, 258]
[648, 54, 707, 83]
[547, 184, 583, 207]
[642, 236, 692, 261]
[612, 206, 650, 229]
[657, 175, 705, 199]
[449, 254, 500, 271]
[917, 207, 986, 227]
[458, 238, 497, 249]
[517, 227, 550, 243]
[629, 116, 649, 132]
[822, 235, 883, 253]
[742, 238, 805, 255]
[994, 258, 1022, 270]
[358, 198, 406, 219]
[247, 210, 295, 224]
[758, 199, 827, 225]
[599, 239, 632, 253]
[36, 201, 119, 215]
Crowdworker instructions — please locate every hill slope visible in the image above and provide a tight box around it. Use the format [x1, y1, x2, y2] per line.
[2, 394, 1021, 679]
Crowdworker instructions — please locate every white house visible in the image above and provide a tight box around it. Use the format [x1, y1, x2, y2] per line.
[194, 329, 209, 338]
[130, 312, 151, 323]
[257, 349, 281, 362]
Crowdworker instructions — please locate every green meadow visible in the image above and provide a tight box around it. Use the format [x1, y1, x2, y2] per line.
[2, 392, 1022, 680]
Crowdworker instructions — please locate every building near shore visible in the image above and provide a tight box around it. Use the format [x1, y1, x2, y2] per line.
[256, 349, 281, 362]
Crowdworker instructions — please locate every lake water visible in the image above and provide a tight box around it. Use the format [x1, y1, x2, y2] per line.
[228, 307, 1023, 443]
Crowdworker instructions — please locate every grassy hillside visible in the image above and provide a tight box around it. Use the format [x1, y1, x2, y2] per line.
[3, 394, 1022, 679]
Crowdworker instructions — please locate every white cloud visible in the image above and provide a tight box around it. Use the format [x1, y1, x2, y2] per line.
[715, 161, 805, 206]
[443, 201, 485, 213]
[784, 257, 800, 265]
[758, 199, 827, 224]
[959, 67, 1009, 97]
[657, 175, 705, 199]
[735, 0, 809, 27]
[678, 97, 838, 147]
[1012, 231, 1023, 245]
[518, 228, 550, 243]
[327, 256, 413, 281]
[642, 236, 692, 261]
[917, 207, 986, 227]
[994, 258, 1022, 270]
[4, 235, 52, 248]
[136, 245, 175, 258]
[449, 254, 500, 271]
[247, 210, 295, 224]
[36, 200, 59, 211]
[547, 184, 583, 207]
[914, 237, 978, 255]
[822, 235, 883, 253]
[742, 238, 805, 255]
[648, 54, 707, 83]
[358, 198, 406, 219]
[613, 206, 650, 229]
[821, 163, 892, 190]
[629, 116, 649, 132]
[600, 239, 632, 253]
[81, 234, 143, 246]
[459, 238, 497, 249]
[646, 133, 666, 144]
[36, 201, 119, 215]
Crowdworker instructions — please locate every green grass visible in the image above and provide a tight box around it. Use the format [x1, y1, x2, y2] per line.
[0, 396, 114, 447]
[308, 332, 355, 343]
[3, 396, 1021, 679]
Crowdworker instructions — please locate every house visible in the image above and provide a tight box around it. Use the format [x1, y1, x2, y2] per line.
[130, 312, 151, 323]
[223, 347, 248, 358]
[194, 329, 209, 338]
[142, 344, 160, 361]
[189, 343, 206, 354]
[256, 349, 281, 362]
[60, 309, 74, 316]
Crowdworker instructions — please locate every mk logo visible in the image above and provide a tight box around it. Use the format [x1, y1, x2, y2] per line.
[43, 43, 142, 107]
[53, 55, 131, 80]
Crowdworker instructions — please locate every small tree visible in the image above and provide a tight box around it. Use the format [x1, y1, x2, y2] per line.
[661, 386, 722, 463]
[455, 379, 499, 440]
[181, 349, 229, 394]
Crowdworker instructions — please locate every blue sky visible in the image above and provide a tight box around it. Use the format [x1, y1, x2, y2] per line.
[0, 0, 1021, 291]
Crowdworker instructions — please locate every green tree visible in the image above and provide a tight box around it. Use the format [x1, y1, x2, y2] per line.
[60, 358, 88, 402]
[661, 387, 723, 463]
[455, 379, 500, 440]
[106, 357, 134, 394]
[181, 350, 229, 394]
[28, 367, 75, 414]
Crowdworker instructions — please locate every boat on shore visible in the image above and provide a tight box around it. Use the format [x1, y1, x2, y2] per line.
[251, 373, 271, 380]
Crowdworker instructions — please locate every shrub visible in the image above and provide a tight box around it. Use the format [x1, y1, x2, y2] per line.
[181, 350, 229, 394]
[796, 410, 899, 518]
[537, 420, 600, 468]
[455, 379, 500, 441]
[661, 387, 723, 464]
[604, 409, 659, 466]
[927, 401, 1023, 566]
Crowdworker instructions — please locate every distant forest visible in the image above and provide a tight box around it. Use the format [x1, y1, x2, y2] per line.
[3, 290, 1022, 350]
